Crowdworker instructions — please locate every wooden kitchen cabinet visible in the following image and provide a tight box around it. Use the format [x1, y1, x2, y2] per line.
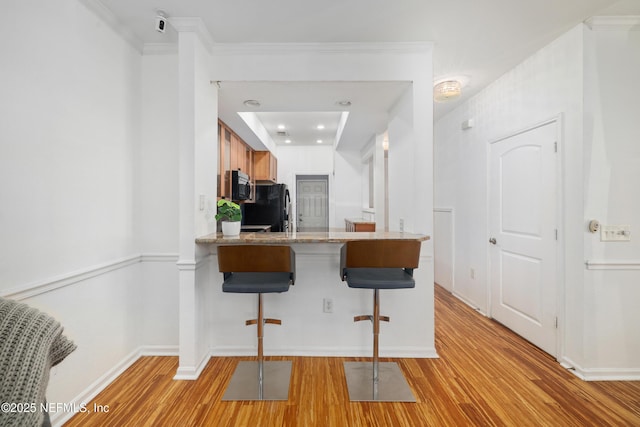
[345, 219, 376, 232]
[218, 122, 231, 198]
[253, 151, 278, 182]
[219, 120, 254, 198]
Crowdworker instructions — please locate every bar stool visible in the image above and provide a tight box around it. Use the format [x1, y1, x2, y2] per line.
[340, 239, 421, 402]
[217, 245, 295, 401]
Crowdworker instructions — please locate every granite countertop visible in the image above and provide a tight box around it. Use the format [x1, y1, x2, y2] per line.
[195, 230, 430, 244]
[240, 224, 271, 232]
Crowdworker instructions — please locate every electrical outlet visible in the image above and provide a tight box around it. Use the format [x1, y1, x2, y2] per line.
[399, 218, 404, 232]
[323, 298, 333, 313]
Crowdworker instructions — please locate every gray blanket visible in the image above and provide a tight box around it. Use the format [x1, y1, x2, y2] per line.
[0, 297, 76, 427]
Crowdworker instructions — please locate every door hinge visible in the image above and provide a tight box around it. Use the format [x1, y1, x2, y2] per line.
[555, 229, 558, 240]
[554, 141, 558, 153]
[554, 317, 558, 329]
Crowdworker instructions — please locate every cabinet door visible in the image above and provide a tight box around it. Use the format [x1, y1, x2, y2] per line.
[230, 135, 238, 171]
[220, 124, 232, 197]
[236, 137, 245, 172]
[253, 151, 268, 180]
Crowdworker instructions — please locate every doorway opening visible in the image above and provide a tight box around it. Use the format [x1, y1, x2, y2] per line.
[295, 175, 329, 232]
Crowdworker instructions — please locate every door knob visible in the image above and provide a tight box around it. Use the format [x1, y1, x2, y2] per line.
[489, 237, 497, 245]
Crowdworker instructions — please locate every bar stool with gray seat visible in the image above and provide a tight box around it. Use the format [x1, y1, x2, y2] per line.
[340, 239, 421, 402]
[217, 245, 295, 401]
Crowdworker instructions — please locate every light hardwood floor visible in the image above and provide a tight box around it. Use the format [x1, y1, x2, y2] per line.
[65, 285, 640, 426]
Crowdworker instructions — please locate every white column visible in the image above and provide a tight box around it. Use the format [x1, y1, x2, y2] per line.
[172, 19, 217, 380]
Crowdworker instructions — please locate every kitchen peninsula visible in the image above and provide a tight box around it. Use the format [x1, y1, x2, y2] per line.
[195, 230, 428, 244]
[179, 230, 436, 380]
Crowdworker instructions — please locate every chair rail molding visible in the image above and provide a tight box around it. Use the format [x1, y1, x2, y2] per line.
[2, 253, 179, 300]
[585, 259, 640, 270]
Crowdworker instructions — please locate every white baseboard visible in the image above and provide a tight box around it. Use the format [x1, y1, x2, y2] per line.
[173, 352, 210, 380]
[561, 356, 640, 381]
[51, 346, 178, 427]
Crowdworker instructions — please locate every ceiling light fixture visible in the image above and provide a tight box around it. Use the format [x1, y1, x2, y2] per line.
[433, 80, 462, 102]
[277, 124, 286, 130]
[316, 124, 325, 130]
[243, 99, 261, 107]
[316, 139, 323, 144]
[336, 100, 352, 107]
[285, 139, 292, 144]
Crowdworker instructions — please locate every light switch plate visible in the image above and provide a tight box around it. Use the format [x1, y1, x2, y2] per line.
[600, 225, 631, 242]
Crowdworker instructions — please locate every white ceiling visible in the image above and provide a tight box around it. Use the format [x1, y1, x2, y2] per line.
[217, 81, 411, 150]
[95, 0, 640, 151]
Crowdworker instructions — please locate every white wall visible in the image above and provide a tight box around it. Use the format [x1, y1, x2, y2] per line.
[139, 53, 180, 253]
[139, 52, 181, 347]
[434, 25, 584, 312]
[388, 88, 417, 233]
[334, 149, 363, 228]
[434, 21, 640, 379]
[276, 144, 336, 228]
[582, 20, 640, 375]
[1, 1, 140, 288]
[0, 1, 181, 421]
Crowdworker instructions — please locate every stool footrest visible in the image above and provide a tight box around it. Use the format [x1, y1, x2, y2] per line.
[353, 315, 390, 323]
[246, 318, 282, 326]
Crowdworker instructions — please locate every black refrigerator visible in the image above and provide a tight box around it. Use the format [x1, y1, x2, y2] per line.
[243, 184, 290, 232]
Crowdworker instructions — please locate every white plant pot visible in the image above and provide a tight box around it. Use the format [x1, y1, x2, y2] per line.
[221, 221, 241, 237]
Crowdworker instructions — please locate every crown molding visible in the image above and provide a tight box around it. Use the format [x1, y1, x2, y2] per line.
[77, 0, 143, 52]
[210, 42, 433, 56]
[585, 16, 640, 31]
[169, 17, 215, 53]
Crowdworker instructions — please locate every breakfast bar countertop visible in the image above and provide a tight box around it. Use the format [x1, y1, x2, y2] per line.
[195, 230, 429, 244]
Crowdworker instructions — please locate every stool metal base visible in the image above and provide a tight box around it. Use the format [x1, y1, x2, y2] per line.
[222, 361, 292, 401]
[343, 361, 416, 402]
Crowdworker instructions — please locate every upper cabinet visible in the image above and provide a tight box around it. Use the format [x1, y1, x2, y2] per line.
[219, 120, 253, 198]
[218, 120, 278, 197]
[253, 151, 278, 182]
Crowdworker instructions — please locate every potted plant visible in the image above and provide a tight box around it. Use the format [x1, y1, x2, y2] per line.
[216, 199, 242, 237]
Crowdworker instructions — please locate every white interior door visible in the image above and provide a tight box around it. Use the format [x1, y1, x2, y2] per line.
[296, 176, 328, 232]
[489, 121, 558, 356]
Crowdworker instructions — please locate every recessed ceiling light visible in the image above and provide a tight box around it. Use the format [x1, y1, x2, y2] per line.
[336, 100, 351, 107]
[277, 124, 286, 130]
[285, 139, 291, 144]
[316, 124, 325, 130]
[243, 99, 261, 107]
[316, 139, 323, 144]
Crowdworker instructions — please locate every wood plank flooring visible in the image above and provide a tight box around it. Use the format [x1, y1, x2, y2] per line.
[65, 285, 640, 426]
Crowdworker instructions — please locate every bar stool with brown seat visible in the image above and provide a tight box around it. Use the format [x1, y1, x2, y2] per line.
[217, 245, 295, 401]
[340, 239, 421, 402]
